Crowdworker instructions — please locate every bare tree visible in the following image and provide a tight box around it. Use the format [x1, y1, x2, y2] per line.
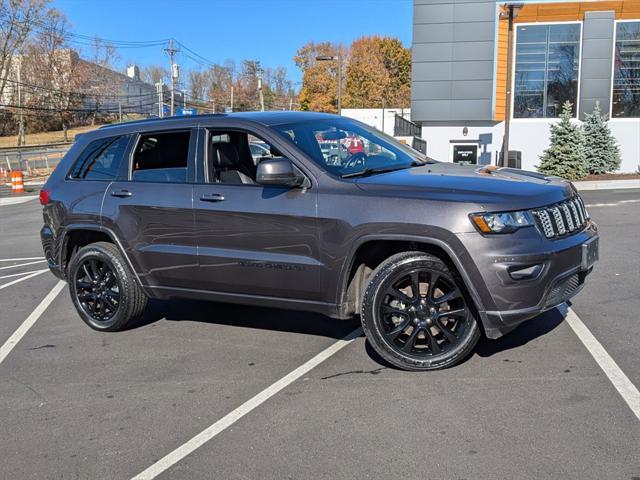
[0, 0, 49, 102]
[84, 36, 119, 124]
[24, 8, 87, 140]
[141, 64, 168, 85]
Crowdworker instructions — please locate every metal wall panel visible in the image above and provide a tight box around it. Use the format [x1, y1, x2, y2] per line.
[579, 11, 616, 117]
[412, 0, 496, 122]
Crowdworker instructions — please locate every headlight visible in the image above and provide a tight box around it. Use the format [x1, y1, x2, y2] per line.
[470, 210, 533, 234]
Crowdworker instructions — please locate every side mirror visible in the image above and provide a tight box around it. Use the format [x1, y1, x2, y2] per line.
[256, 158, 307, 187]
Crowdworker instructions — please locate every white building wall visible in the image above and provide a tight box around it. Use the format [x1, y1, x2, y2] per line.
[342, 108, 411, 136]
[421, 119, 639, 173]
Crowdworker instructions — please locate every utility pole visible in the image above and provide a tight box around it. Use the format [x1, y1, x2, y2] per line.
[118, 101, 122, 123]
[212, 98, 215, 114]
[258, 75, 265, 111]
[183, 90, 186, 109]
[164, 39, 179, 116]
[230, 86, 234, 112]
[17, 58, 25, 147]
[500, 4, 523, 166]
[156, 82, 164, 117]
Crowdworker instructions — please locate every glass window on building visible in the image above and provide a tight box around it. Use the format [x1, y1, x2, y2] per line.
[613, 22, 640, 118]
[513, 23, 581, 118]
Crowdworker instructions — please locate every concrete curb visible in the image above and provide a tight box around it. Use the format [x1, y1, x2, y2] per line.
[0, 196, 38, 206]
[573, 179, 640, 191]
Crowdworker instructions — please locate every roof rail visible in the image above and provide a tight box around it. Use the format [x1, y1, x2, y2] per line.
[98, 113, 228, 130]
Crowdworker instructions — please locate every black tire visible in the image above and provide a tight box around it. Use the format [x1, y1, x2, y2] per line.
[361, 251, 480, 371]
[67, 241, 147, 331]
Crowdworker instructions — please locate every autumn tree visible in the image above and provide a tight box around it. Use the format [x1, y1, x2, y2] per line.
[295, 36, 411, 111]
[294, 41, 345, 113]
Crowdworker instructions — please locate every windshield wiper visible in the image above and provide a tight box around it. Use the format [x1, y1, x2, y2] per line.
[341, 166, 406, 178]
[341, 161, 424, 179]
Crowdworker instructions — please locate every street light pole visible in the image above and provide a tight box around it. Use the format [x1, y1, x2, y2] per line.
[316, 54, 342, 116]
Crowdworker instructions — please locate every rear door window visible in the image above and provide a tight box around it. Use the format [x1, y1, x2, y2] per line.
[131, 131, 191, 183]
[69, 135, 129, 181]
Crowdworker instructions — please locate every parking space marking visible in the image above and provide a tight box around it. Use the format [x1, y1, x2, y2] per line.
[0, 259, 47, 271]
[0, 280, 65, 366]
[131, 326, 363, 480]
[0, 269, 48, 280]
[0, 269, 50, 291]
[585, 199, 640, 208]
[566, 307, 640, 421]
[0, 257, 45, 262]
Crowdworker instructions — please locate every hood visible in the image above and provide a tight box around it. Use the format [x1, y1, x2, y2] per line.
[354, 163, 574, 211]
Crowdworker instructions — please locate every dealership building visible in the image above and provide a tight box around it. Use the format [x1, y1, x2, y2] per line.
[411, 0, 640, 172]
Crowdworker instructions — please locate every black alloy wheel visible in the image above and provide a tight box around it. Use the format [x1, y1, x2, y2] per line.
[74, 257, 120, 323]
[68, 242, 148, 332]
[361, 252, 480, 371]
[377, 267, 468, 356]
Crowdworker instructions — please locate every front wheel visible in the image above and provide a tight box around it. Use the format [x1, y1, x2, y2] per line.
[67, 241, 148, 331]
[361, 252, 480, 371]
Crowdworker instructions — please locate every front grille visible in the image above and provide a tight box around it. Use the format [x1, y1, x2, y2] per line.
[532, 197, 588, 239]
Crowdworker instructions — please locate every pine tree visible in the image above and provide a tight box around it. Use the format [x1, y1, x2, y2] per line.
[538, 101, 587, 181]
[582, 102, 621, 174]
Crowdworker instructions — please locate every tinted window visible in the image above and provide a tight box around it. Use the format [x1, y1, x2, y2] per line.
[132, 131, 190, 183]
[69, 136, 129, 180]
[513, 23, 581, 118]
[613, 22, 640, 118]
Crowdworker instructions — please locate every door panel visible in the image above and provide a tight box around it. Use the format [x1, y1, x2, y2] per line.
[101, 182, 196, 288]
[193, 184, 321, 300]
[100, 128, 198, 289]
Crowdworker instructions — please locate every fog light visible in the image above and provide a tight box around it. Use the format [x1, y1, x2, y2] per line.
[508, 264, 542, 280]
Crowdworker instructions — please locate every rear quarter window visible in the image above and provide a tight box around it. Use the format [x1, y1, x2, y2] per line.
[69, 135, 129, 181]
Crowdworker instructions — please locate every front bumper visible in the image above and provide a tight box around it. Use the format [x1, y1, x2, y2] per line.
[457, 221, 599, 339]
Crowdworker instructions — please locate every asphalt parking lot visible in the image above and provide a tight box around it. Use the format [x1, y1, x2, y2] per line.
[0, 189, 639, 480]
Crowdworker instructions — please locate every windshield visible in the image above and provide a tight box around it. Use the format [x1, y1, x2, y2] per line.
[272, 117, 431, 177]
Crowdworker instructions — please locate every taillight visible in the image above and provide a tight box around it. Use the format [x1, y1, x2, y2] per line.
[39, 189, 50, 205]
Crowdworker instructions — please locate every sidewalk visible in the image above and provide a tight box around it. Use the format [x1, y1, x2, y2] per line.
[573, 179, 640, 191]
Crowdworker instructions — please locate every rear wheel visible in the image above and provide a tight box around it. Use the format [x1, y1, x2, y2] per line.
[361, 251, 480, 371]
[68, 241, 147, 331]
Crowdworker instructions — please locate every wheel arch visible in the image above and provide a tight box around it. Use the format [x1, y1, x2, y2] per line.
[60, 224, 145, 290]
[337, 234, 491, 320]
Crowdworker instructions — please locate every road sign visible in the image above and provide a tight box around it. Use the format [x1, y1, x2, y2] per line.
[177, 107, 197, 116]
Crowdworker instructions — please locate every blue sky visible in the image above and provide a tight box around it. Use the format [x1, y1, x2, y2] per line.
[53, 0, 413, 84]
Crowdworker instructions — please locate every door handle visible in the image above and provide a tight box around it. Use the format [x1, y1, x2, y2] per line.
[200, 193, 225, 202]
[110, 190, 133, 198]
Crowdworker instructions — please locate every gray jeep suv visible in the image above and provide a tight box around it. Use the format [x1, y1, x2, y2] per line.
[40, 112, 599, 370]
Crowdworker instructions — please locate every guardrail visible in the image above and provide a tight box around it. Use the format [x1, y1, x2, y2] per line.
[0, 145, 70, 176]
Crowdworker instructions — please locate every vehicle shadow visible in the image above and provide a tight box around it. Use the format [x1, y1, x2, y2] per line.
[475, 306, 566, 357]
[364, 306, 568, 370]
[128, 298, 360, 340]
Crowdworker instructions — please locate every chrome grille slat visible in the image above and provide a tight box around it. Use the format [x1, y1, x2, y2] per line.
[532, 196, 588, 239]
[562, 203, 575, 231]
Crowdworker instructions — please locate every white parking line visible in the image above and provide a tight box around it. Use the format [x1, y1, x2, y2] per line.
[0, 269, 49, 281]
[0, 280, 66, 366]
[566, 307, 640, 421]
[131, 326, 364, 480]
[585, 199, 640, 208]
[0, 257, 45, 262]
[0, 260, 47, 271]
[0, 269, 49, 291]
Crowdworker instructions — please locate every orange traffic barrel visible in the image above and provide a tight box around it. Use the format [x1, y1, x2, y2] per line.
[11, 171, 25, 194]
